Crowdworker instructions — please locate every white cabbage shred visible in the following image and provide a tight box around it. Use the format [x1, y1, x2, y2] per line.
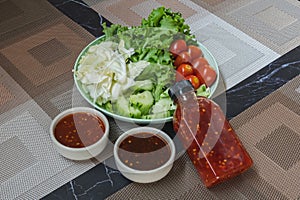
[76, 40, 149, 105]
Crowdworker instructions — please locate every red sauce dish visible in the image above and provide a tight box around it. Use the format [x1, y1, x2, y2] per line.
[114, 127, 176, 183]
[118, 132, 172, 171]
[50, 107, 109, 160]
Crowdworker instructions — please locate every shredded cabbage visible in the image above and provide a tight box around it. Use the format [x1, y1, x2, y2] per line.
[76, 40, 149, 105]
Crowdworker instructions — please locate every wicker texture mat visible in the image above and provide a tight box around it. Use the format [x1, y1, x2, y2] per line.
[106, 75, 300, 199]
[0, 0, 298, 199]
[62, 0, 300, 55]
[82, 0, 279, 89]
[0, 1, 114, 199]
[190, 0, 300, 55]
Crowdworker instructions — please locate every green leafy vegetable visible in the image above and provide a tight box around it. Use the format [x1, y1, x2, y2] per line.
[143, 98, 176, 119]
[135, 63, 175, 102]
[129, 90, 154, 115]
[141, 7, 197, 45]
[196, 84, 211, 97]
[102, 6, 197, 66]
[128, 79, 154, 93]
[112, 96, 142, 118]
[76, 7, 211, 119]
[102, 23, 129, 38]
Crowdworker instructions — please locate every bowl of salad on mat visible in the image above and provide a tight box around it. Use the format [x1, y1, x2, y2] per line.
[73, 7, 219, 124]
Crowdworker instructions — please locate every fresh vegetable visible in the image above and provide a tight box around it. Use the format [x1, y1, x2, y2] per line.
[196, 84, 210, 98]
[176, 64, 194, 77]
[174, 51, 192, 67]
[143, 98, 176, 119]
[110, 27, 176, 65]
[191, 57, 209, 68]
[128, 79, 154, 92]
[141, 7, 196, 44]
[135, 63, 175, 101]
[102, 24, 129, 38]
[194, 64, 217, 87]
[85, 59, 175, 119]
[102, 6, 197, 65]
[185, 75, 201, 89]
[187, 45, 203, 60]
[170, 39, 217, 89]
[129, 91, 154, 115]
[76, 40, 137, 105]
[191, 57, 215, 87]
[76, 7, 214, 119]
[169, 39, 187, 57]
[113, 96, 141, 118]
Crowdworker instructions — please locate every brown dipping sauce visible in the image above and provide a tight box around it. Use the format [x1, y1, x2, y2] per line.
[118, 132, 171, 171]
[54, 112, 105, 148]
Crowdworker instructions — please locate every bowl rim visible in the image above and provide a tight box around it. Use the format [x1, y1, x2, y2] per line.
[73, 34, 219, 124]
[49, 107, 109, 151]
[113, 127, 176, 174]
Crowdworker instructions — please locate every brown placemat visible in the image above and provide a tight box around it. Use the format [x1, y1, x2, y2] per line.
[0, 0, 94, 118]
[0, 1, 116, 199]
[83, 0, 280, 90]
[106, 75, 300, 199]
[190, 0, 300, 55]
[84, 0, 300, 57]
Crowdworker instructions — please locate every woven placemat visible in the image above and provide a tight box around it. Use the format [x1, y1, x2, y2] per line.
[190, 0, 300, 55]
[82, 0, 279, 90]
[106, 75, 300, 199]
[0, 1, 119, 199]
[82, 0, 300, 55]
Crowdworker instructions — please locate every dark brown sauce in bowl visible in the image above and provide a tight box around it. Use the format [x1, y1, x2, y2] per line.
[118, 132, 172, 171]
[54, 112, 105, 148]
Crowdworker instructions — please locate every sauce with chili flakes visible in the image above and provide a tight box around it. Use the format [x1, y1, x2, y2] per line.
[173, 94, 253, 188]
[118, 132, 171, 171]
[54, 112, 105, 148]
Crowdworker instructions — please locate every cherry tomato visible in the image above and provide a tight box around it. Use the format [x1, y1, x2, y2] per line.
[187, 45, 203, 60]
[185, 75, 201, 89]
[191, 58, 207, 78]
[169, 40, 188, 58]
[174, 51, 191, 67]
[177, 64, 194, 77]
[191, 57, 209, 68]
[193, 64, 217, 87]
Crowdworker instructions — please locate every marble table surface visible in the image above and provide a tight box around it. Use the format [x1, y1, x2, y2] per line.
[42, 0, 300, 199]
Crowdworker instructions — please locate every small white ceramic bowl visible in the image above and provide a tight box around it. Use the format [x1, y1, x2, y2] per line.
[50, 107, 109, 160]
[114, 127, 175, 183]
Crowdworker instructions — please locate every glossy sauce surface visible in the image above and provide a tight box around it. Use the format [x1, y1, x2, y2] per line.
[54, 112, 105, 148]
[173, 95, 253, 188]
[118, 132, 171, 171]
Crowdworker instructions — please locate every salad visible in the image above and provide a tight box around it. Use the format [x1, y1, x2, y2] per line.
[74, 7, 217, 120]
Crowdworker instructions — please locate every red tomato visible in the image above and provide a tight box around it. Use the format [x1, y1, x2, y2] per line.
[191, 57, 209, 68]
[193, 64, 217, 87]
[191, 57, 209, 85]
[187, 45, 203, 60]
[169, 40, 187, 58]
[174, 51, 191, 67]
[185, 75, 201, 89]
[177, 64, 194, 77]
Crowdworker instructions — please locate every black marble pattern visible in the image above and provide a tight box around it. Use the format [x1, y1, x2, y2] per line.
[44, 158, 130, 200]
[226, 47, 300, 120]
[44, 1, 300, 199]
[48, 0, 111, 37]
